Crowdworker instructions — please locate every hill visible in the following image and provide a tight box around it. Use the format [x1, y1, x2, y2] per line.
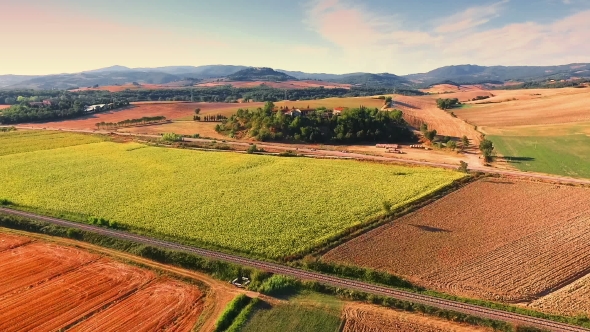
[406, 63, 590, 85]
[332, 73, 409, 87]
[226, 67, 296, 81]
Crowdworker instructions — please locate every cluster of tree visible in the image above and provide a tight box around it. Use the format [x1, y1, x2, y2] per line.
[472, 95, 490, 101]
[436, 98, 460, 110]
[195, 114, 226, 122]
[0, 126, 16, 132]
[0, 98, 129, 124]
[479, 138, 495, 162]
[95, 116, 166, 129]
[420, 123, 437, 142]
[161, 132, 183, 142]
[216, 101, 414, 143]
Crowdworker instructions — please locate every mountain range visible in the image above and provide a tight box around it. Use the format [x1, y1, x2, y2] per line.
[1, 63, 589, 90]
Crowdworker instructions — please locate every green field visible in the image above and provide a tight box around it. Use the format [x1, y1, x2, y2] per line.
[0, 131, 464, 258]
[240, 302, 342, 332]
[490, 134, 590, 178]
[0, 130, 104, 156]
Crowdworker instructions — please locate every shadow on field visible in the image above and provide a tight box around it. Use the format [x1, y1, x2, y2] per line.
[500, 156, 536, 164]
[394, 101, 419, 110]
[410, 225, 451, 233]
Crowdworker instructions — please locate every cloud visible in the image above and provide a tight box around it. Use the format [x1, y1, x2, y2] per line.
[434, 0, 509, 34]
[302, 0, 590, 74]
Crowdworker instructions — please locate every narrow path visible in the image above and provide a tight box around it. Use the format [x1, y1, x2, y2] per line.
[1, 207, 588, 332]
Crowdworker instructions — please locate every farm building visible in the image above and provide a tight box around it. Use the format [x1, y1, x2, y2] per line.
[84, 104, 106, 113]
[333, 107, 346, 115]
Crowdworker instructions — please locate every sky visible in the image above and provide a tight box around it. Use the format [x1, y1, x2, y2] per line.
[2, 0, 590, 75]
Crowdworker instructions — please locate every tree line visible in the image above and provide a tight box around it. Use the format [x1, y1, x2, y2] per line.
[0, 98, 129, 124]
[95, 116, 167, 129]
[216, 101, 415, 143]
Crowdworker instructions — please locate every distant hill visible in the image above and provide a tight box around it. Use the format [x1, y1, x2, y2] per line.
[7, 71, 182, 90]
[405, 63, 590, 85]
[332, 73, 409, 87]
[3, 63, 590, 90]
[226, 67, 296, 81]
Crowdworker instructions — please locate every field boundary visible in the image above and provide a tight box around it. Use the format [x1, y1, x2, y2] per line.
[301, 175, 477, 260]
[1, 209, 588, 332]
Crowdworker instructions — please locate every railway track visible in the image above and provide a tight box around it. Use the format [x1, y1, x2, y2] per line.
[1, 207, 588, 332]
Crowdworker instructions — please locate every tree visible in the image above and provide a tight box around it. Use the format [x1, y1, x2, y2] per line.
[479, 139, 494, 162]
[461, 135, 470, 149]
[447, 140, 457, 150]
[194, 108, 201, 115]
[424, 129, 437, 142]
[246, 144, 258, 154]
[458, 161, 469, 173]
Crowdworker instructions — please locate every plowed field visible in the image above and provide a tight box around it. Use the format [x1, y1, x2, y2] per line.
[531, 274, 590, 317]
[70, 279, 204, 332]
[0, 234, 204, 332]
[0, 233, 30, 251]
[0, 242, 97, 298]
[342, 303, 491, 332]
[324, 178, 590, 302]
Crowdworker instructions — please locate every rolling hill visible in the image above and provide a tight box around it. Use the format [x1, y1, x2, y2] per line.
[406, 63, 590, 85]
[226, 67, 296, 82]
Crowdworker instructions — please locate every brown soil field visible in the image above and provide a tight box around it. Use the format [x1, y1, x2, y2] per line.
[196, 80, 351, 90]
[0, 105, 10, 110]
[0, 233, 30, 251]
[70, 279, 204, 332]
[531, 274, 590, 317]
[22, 101, 262, 131]
[390, 94, 481, 143]
[323, 178, 590, 302]
[0, 259, 154, 332]
[0, 242, 97, 297]
[342, 303, 492, 332]
[454, 88, 590, 127]
[0, 233, 206, 332]
[420, 84, 488, 95]
[121, 120, 228, 139]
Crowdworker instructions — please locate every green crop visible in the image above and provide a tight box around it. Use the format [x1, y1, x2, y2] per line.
[0, 131, 464, 258]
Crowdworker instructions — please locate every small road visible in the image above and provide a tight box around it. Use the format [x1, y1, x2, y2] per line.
[13, 126, 590, 186]
[2, 207, 588, 332]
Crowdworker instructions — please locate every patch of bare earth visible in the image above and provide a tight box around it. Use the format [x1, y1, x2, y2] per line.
[342, 303, 492, 332]
[454, 88, 590, 127]
[531, 274, 590, 317]
[323, 178, 590, 302]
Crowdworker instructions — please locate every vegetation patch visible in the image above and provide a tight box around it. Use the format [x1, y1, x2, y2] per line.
[0, 136, 463, 258]
[490, 134, 590, 178]
[0, 130, 104, 156]
[240, 302, 342, 332]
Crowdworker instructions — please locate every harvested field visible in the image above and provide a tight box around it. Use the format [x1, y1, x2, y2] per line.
[0, 233, 30, 251]
[531, 273, 590, 317]
[454, 88, 590, 127]
[0, 233, 205, 332]
[0, 242, 96, 297]
[342, 303, 491, 332]
[70, 279, 204, 332]
[389, 94, 481, 143]
[0, 105, 10, 110]
[324, 178, 590, 302]
[22, 101, 262, 131]
[120, 120, 227, 139]
[0, 259, 154, 332]
[420, 84, 488, 95]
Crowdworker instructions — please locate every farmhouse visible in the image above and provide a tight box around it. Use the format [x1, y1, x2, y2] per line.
[333, 107, 346, 115]
[84, 104, 106, 113]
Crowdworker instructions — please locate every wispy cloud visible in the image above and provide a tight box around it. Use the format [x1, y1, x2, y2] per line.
[302, 0, 590, 73]
[435, 0, 509, 34]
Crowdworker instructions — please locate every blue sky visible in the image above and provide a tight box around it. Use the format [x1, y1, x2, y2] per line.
[3, 0, 590, 75]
